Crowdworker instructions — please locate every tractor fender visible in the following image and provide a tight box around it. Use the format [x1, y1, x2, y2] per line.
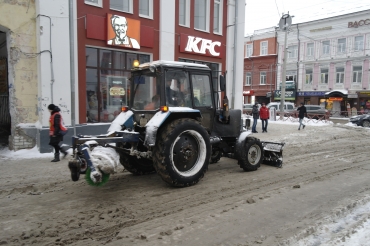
[144, 107, 202, 147]
[107, 110, 134, 133]
[234, 130, 254, 160]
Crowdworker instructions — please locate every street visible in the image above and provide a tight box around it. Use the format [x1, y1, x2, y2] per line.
[0, 122, 369, 246]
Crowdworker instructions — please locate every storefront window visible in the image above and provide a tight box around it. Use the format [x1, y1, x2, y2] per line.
[85, 47, 150, 122]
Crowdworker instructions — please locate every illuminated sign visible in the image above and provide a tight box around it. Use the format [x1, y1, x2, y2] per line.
[274, 90, 296, 100]
[348, 19, 370, 28]
[243, 90, 254, 95]
[107, 14, 140, 49]
[180, 34, 223, 58]
[328, 97, 343, 101]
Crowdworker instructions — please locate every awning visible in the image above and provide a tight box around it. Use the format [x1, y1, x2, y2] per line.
[325, 89, 348, 97]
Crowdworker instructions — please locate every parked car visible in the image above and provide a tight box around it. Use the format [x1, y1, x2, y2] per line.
[243, 103, 261, 115]
[302, 105, 328, 119]
[267, 102, 295, 114]
[350, 113, 370, 127]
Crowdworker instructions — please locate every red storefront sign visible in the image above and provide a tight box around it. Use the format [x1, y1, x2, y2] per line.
[179, 34, 223, 58]
[243, 90, 254, 96]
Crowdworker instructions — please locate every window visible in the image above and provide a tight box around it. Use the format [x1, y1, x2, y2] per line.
[288, 45, 298, 58]
[179, 0, 190, 27]
[354, 36, 364, 51]
[194, 0, 210, 32]
[245, 72, 251, 85]
[307, 43, 314, 57]
[260, 71, 266, 85]
[322, 41, 330, 55]
[191, 74, 213, 107]
[85, 0, 102, 7]
[305, 69, 312, 84]
[139, 0, 153, 19]
[260, 41, 267, 55]
[246, 44, 252, 57]
[110, 0, 132, 13]
[337, 38, 346, 53]
[85, 47, 150, 122]
[336, 67, 344, 83]
[353, 66, 362, 83]
[320, 68, 328, 84]
[213, 0, 223, 34]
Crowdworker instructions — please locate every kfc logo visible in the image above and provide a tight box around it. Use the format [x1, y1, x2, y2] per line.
[180, 34, 223, 58]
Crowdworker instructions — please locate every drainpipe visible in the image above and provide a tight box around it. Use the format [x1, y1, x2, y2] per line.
[231, 0, 238, 109]
[69, 0, 76, 135]
[37, 14, 55, 103]
[296, 24, 300, 105]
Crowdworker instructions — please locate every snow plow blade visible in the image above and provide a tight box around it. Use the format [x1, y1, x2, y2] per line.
[261, 142, 285, 168]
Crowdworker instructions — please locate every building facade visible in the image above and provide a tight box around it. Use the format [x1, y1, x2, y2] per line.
[276, 10, 370, 114]
[244, 27, 278, 105]
[0, 0, 246, 152]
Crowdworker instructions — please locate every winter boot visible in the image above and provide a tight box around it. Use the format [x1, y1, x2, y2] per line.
[60, 145, 69, 159]
[51, 153, 60, 162]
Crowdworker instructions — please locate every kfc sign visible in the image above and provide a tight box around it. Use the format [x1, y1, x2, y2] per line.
[180, 34, 223, 58]
[348, 19, 370, 28]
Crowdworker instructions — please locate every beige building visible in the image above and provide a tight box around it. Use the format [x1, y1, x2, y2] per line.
[0, 1, 38, 150]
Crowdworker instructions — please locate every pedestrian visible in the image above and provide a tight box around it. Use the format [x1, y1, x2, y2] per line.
[346, 103, 351, 117]
[297, 102, 307, 130]
[259, 103, 269, 133]
[48, 104, 68, 162]
[251, 103, 260, 133]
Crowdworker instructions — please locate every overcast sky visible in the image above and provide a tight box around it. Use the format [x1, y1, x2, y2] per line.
[244, 0, 370, 35]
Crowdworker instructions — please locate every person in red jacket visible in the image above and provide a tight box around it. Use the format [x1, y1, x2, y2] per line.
[48, 104, 68, 162]
[259, 103, 269, 133]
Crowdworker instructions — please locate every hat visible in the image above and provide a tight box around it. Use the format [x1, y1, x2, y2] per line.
[48, 104, 56, 110]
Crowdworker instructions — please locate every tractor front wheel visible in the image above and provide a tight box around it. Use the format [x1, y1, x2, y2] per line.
[238, 138, 263, 171]
[153, 118, 211, 187]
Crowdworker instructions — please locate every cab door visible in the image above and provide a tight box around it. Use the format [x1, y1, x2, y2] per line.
[189, 72, 215, 131]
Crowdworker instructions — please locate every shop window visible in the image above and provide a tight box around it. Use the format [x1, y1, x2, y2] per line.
[179, 0, 190, 27]
[139, 0, 153, 19]
[335, 67, 344, 83]
[85, 0, 102, 7]
[352, 66, 362, 83]
[194, 0, 210, 32]
[213, 0, 223, 35]
[110, 0, 133, 13]
[85, 47, 150, 123]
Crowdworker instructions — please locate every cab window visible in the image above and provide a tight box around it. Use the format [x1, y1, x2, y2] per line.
[191, 74, 212, 107]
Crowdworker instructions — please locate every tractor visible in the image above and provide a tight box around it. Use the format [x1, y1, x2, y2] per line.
[68, 60, 284, 187]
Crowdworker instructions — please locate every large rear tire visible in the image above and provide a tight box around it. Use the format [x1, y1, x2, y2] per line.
[153, 118, 211, 187]
[238, 137, 263, 171]
[119, 153, 156, 175]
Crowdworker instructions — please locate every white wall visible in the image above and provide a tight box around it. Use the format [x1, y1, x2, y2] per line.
[226, 0, 245, 110]
[36, 0, 74, 127]
[159, 0, 175, 60]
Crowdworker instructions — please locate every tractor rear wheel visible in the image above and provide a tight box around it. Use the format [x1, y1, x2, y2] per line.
[238, 137, 263, 171]
[153, 118, 210, 187]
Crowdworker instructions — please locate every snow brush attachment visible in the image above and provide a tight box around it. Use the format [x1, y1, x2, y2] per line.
[85, 168, 110, 187]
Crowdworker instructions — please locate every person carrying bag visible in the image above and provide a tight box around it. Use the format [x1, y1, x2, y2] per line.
[48, 104, 69, 162]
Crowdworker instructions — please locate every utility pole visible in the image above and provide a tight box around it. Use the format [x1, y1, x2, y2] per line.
[278, 13, 292, 120]
[69, 0, 76, 135]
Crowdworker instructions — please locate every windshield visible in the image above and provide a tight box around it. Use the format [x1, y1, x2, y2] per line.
[131, 70, 161, 110]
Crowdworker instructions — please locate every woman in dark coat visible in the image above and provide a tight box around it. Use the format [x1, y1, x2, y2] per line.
[48, 104, 68, 162]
